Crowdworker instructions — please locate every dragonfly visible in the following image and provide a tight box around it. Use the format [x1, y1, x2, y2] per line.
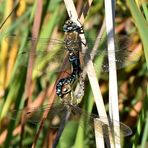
[55, 20, 83, 99]
[4, 33, 140, 76]
[8, 102, 132, 144]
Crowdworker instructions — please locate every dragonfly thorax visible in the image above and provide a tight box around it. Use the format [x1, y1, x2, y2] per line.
[64, 32, 82, 52]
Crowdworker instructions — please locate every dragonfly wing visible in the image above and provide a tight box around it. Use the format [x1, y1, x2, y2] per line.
[5, 34, 64, 46]
[8, 103, 132, 145]
[5, 34, 131, 51]
[27, 50, 70, 73]
[82, 49, 140, 73]
[8, 104, 68, 127]
[81, 35, 131, 50]
[5, 34, 72, 74]
[69, 105, 132, 139]
[101, 50, 140, 72]
[11, 44, 72, 75]
[93, 117, 133, 137]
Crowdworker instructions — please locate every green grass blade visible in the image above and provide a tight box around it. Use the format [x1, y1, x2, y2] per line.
[127, 0, 148, 68]
[142, 1, 148, 22]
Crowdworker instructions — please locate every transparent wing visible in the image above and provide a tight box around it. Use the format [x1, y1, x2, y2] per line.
[8, 103, 132, 139]
[69, 105, 132, 144]
[5, 34, 131, 50]
[17, 47, 71, 75]
[84, 35, 131, 51]
[5, 34, 71, 74]
[70, 105, 132, 136]
[16, 47, 140, 76]
[5, 34, 139, 74]
[5, 34, 64, 46]
[8, 103, 68, 127]
[82, 48, 141, 73]
[83, 35, 140, 72]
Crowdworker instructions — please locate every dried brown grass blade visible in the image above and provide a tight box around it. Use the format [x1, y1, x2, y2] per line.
[21, 0, 43, 147]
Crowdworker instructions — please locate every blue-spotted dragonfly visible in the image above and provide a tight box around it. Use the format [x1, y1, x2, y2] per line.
[8, 102, 132, 145]
[4, 34, 140, 76]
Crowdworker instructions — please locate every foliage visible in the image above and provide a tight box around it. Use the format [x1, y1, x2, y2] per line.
[0, 0, 147, 147]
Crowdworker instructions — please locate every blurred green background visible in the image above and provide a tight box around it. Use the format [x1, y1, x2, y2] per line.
[0, 0, 147, 148]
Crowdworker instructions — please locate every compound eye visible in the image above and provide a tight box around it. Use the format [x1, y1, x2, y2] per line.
[68, 20, 73, 24]
[71, 21, 76, 27]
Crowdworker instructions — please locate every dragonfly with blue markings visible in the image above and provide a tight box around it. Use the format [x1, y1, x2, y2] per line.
[6, 20, 133, 144]
[4, 32, 140, 76]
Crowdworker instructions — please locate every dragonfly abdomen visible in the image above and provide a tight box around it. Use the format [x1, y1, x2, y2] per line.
[56, 51, 81, 98]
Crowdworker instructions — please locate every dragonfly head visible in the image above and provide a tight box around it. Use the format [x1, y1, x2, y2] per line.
[63, 20, 81, 33]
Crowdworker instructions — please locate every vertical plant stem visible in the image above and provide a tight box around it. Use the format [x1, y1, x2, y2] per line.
[52, 110, 71, 148]
[104, 0, 120, 147]
[63, 0, 108, 147]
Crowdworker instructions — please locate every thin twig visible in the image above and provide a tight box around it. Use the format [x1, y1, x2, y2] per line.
[52, 110, 71, 148]
[31, 118, 46, 148]
[0, 0, 19, 30]
[81, 19, 106, 79]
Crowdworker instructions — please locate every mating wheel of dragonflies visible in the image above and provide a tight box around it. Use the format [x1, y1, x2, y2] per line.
[7, 102, 132, 145]
[4, 33, 140, 76]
